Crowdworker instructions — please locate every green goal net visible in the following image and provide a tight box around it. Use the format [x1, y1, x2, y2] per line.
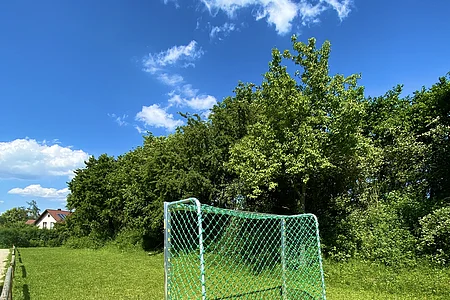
[164, 198, 326, 299]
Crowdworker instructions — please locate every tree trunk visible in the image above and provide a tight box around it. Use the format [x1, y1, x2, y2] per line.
[300, 180, 306, 213]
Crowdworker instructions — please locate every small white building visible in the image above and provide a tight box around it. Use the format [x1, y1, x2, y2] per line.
[34, 209, 71, 229]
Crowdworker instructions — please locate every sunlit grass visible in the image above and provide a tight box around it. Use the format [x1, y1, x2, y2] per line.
[13, 247, 164, 300]
[10, 247, 450, 299]
[325, 259, 450, 300]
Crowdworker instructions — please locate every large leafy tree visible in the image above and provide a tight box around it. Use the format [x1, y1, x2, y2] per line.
[411, 74, 450, 204]
[0, 207, 30, 225]
[66, 154, 119, 239]
[229, 37, 369, 215]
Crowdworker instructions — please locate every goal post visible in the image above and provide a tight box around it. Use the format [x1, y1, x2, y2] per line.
[164, 198, 327, 299]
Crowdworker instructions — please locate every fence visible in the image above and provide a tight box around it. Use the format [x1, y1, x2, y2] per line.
[0, 246, 16, 300]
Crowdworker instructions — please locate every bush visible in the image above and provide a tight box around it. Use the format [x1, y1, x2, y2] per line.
[418, 206, 450, 265]
[63, 236, 105, 249]
[105, 229, 143, 251]
[0, 225, 63, 248]
[329, 202, 417, 265]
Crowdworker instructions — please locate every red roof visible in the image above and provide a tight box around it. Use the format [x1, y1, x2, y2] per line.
[46, 209, 71, 222]
[25, 219, 36, 225]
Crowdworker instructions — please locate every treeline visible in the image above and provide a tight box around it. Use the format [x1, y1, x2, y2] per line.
[64, 36, 449, 265]
[0, 201, 65, 248]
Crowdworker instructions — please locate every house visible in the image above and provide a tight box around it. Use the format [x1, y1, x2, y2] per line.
[34, 209, 71, 229]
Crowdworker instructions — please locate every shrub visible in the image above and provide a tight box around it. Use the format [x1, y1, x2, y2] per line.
[330, 202, 416, 265]
[418, 206, 450, 265]
[63, 236, 105, 249]
[0, 225, 63, 248]
[105, 229, 143, 251]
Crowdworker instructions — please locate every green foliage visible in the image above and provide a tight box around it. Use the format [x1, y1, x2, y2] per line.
[60, 35, 450, 266]
[0, 225, 63, 248]
[335, 202, 416, 265]
[418, 206, 450, 265]
[105, 229, 144, 251]
[0, 207, 30, 225]
[63, 235, 105, 249]
[228, 37, 369, 215]
[26, 200, 40, 220]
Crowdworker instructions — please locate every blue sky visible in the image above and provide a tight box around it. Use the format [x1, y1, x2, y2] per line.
[0, 0, 449, 214]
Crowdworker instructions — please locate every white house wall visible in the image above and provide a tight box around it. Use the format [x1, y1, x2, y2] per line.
[35, 213, 58, 229]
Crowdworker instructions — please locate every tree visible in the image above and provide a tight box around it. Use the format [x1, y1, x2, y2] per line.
[0, 207, 29, 225]
[228, 37, 369, 215]
[66, 154, 119, 239]
[27, 200, 40, 220]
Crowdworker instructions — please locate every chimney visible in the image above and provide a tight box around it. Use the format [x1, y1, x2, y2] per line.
[58, 208, 61, 211]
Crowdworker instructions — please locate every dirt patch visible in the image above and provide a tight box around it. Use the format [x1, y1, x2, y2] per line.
[0, 249, 10, 282]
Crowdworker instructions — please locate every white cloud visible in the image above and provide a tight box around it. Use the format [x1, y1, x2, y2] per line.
[210, 22, 236, 39]
[325, 0, 352, 20]
[164, 0, 180, 8]
[136, 104, 184, 131]
[8, 184, 69, 200]
[186, 95, 218, 110]
[180, 84, 199, 98]
[135, 125, 146, 134]
[142, 40, 204, 73]
[200, 0, 353, 35]
[169, 93, 217, 110]
[0, 139, 89, 179]
[157, 73, 184, 86]
[0, 200, 4, 204]
[108, 113, 128, 126]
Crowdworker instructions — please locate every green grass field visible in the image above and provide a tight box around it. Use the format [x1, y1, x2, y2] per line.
[10, 247, 450, 299]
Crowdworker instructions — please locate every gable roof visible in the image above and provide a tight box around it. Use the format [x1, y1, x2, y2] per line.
[35, 209, 72, 224]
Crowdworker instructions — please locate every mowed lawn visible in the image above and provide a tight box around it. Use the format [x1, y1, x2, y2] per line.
[11, 247, 450, 299]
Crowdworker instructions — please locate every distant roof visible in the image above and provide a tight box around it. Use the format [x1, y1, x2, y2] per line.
[25, 219, 36, 225]
[47, 209, 71, 222]
[35, 209, 72, 224]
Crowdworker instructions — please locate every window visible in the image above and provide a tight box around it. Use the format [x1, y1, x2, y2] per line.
[57, 213, 67, 220]
[43, 222, 47, 229]
[50, 222, 55, 229]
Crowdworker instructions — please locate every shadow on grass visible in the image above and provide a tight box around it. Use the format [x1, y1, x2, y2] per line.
[23, 284, 30, 300]
[16, 250, 30, 300]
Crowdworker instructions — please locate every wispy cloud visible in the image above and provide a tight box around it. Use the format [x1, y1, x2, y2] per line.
[169, 93, 217, 111]
[135, 125, 146, 134]
[142, 40, 204, 73]
[136, 104, 184, 131]
[8, 184, 69, 200]
[164, 0, 180, 8]
[108, 113, 128, 126]
[325, 0, 352, 20]
[200, 0, 353, 35]
[0, 200, 4, 204]
[135, 42, 216, 131]
[0, 138, 89, 180]
[157, 73, 184, 86]
[210, 22, 236, 40]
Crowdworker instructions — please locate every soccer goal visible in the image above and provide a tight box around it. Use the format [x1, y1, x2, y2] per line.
[164, 198, 326, 299]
